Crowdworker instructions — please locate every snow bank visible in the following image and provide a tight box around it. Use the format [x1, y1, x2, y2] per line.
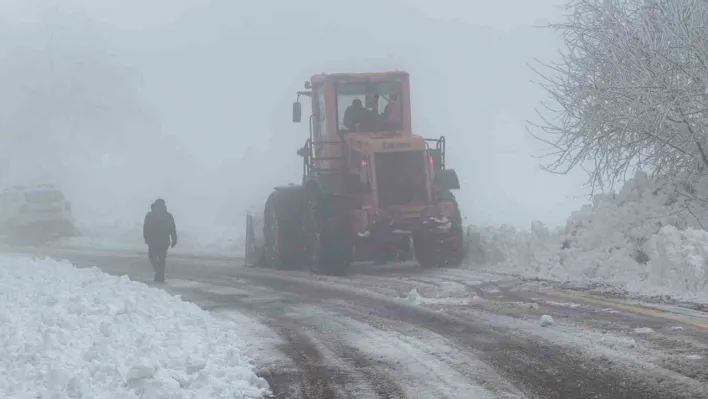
[467, 172, 708, 302]
[0, 255, 270, 398]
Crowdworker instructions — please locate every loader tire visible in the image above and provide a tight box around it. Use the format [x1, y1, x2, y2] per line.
[245, 213, 263, 267]
[414, 227, 463, 268]
[414, 191, 464, 268]
[446, 202, 465, 267]
[303, 194, 353, 276]
[263, 188, 307, 270]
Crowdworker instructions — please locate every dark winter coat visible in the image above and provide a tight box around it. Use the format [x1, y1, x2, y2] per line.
[143, 201, 177, 249]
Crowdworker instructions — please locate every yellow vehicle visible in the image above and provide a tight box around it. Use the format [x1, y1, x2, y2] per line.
[0, 184, 75, 241]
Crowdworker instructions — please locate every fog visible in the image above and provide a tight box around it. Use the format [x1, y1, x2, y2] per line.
[0, 0, 587, 249]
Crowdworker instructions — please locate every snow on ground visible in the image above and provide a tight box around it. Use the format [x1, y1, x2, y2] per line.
[401, 288, 476, 306]
[466, 172, 708, 303]
[35, 216, 244, 256]
[66, 217, 243, 254]
[0, 254, 269, 398]
[287, 303, 522, 398]
[56, 232, 243, 257]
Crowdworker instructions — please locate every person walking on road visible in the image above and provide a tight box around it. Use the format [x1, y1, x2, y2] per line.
[143, 198, 177, 283]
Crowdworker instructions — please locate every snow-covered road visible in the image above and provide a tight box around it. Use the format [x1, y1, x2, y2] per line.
[6, 245, 708, 398]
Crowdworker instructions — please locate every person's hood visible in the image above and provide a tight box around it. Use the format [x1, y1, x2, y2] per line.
[151, 199, 167, 212]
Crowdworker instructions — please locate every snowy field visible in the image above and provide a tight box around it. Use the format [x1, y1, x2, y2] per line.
[0, 255, 270, 398]
[467, 172, 708, 303]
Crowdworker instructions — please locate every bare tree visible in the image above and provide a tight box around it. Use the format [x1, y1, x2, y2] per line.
[529, 0, 708, 193]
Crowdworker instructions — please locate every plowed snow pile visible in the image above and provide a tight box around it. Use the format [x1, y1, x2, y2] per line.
[466, 172, 708, 302]
[0, 255, 270, 398]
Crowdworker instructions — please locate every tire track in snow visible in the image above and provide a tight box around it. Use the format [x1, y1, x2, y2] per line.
[275, 315, 410, 399]
[163, 278, 511, 398]
[168, 289, 348, 398]
[221, 268, 708, 398]
[338, 346, 407, 399]
[271, 323, 339, 399]
[321, 302, 527, 398]
[283, 304, 514, 399]
[163, 281, 401, 398]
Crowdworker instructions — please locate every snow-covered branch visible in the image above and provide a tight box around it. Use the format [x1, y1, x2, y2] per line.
[530, 0, 708, 192]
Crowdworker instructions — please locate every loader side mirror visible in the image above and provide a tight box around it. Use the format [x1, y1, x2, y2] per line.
[292, 101, 302, 123]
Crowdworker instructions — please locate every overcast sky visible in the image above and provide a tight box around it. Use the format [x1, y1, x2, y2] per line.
[0, 0, 587, 230]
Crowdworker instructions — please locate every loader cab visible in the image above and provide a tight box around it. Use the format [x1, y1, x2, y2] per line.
[292, 71, 419, 194]
[292, 71, 413, 141]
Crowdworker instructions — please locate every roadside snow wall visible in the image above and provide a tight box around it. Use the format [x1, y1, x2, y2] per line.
[465, 172, 708, 302]
[0, 254, 270, 398]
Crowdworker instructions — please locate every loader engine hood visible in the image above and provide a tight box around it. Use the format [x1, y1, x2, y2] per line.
[350, 135, 430, 209]
[346, 134, 459, 236]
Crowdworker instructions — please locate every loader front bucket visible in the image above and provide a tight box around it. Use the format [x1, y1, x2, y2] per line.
[244, 212, 265, 267]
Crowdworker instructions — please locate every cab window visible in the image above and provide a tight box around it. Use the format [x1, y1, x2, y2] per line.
[336, 80, 403, 133]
